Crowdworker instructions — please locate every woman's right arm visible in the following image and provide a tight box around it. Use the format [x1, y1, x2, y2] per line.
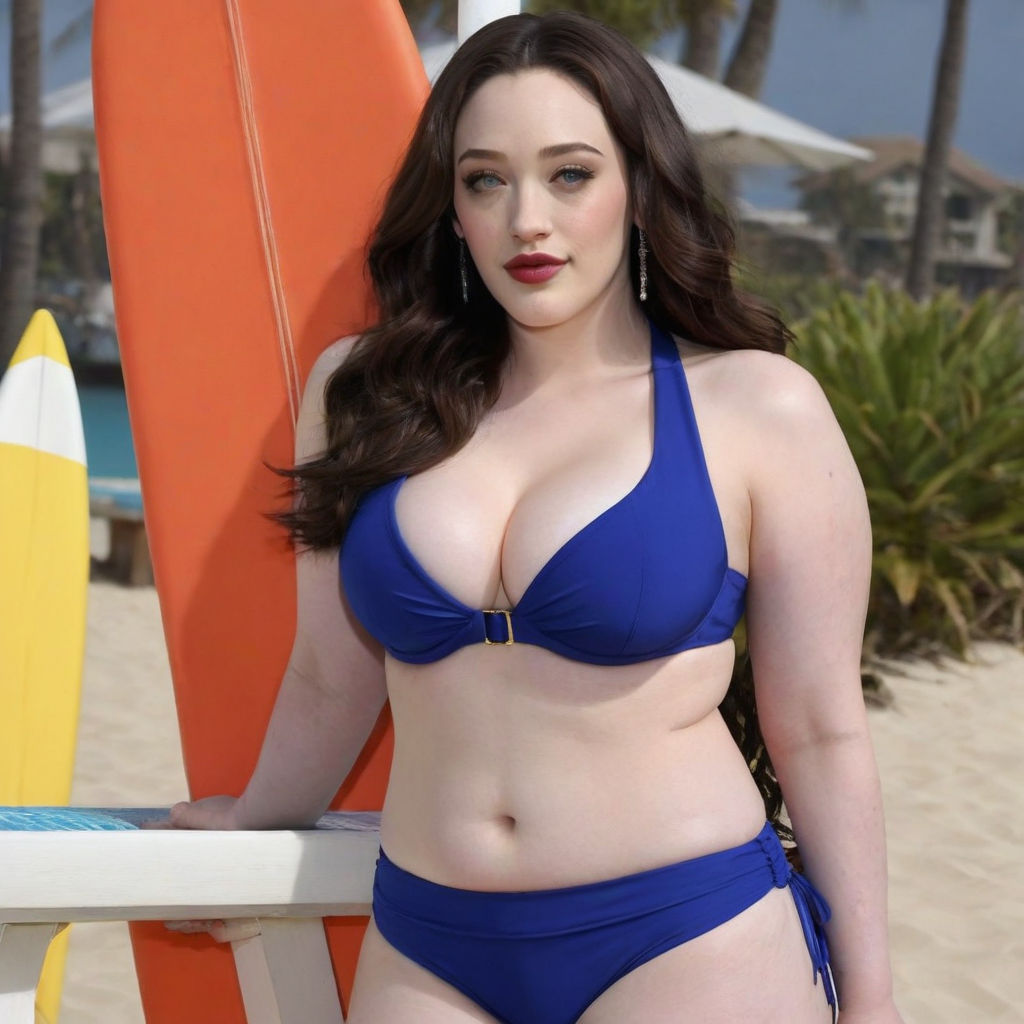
[170, 337, 387, 830]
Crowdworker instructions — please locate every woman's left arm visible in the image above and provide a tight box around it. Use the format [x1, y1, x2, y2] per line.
[741, 357, 902, 1023]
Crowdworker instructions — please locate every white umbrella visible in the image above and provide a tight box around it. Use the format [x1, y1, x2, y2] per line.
[646, 55, 871, 171]
[420, 40, 871, 172]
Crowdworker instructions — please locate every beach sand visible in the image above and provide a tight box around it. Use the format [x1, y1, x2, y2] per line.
[57, 578, 1023, 1023]
[60, 579, 185, 1024]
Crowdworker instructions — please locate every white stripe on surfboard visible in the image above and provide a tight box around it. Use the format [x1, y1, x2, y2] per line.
[0, 355, 87, 466]
[225, 0, 302, 431]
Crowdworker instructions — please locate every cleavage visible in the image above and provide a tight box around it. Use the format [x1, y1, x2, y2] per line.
[392, 379, 656, 611]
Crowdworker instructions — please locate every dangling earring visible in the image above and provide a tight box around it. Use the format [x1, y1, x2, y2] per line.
[638, 228, 648, 303]
[459, 239, 469, 304]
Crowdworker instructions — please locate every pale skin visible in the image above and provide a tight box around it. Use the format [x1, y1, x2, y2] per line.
[168, 70, 902, 1023]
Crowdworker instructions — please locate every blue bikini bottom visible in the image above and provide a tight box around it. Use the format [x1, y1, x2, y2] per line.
[371, 821, 837, 1024]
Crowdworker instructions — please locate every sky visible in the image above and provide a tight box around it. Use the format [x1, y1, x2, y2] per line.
[714, 0, 1024, 205]
[1, 0, 1022, 208]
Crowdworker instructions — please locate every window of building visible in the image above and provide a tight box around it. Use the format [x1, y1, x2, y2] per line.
[945, 193, 973, 220]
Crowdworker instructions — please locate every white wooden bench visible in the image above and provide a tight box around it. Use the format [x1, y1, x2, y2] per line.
[0, 808, 380, 1023]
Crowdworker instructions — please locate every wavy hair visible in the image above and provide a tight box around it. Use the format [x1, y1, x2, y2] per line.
[279, 11, 794, 843]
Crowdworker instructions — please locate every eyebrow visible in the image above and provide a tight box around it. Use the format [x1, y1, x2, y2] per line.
[456, 142, 605, 164]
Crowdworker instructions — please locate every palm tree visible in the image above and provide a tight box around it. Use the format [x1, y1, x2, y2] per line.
[722, 0, 779, 97]
[0, 0, 43, 372]
[680, 1, 732, 77]
[905, 0, 970, 300]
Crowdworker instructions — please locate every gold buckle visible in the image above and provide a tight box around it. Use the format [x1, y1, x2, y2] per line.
[482, 609, 514, 645]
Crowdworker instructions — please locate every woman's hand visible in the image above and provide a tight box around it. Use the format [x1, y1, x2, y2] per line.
[142, 794, 241, 831]
[168, 794, 242, 830]
[145, 795, 240, 934]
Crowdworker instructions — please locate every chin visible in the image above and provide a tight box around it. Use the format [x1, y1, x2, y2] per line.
[507, 308, 579, 331]
[491, 291, 593, 330]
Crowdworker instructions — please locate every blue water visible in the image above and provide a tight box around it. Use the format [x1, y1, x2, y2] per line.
[78, 384, 136, 478]
[0, 807, 138, 831]
[78, 384, 140, 509]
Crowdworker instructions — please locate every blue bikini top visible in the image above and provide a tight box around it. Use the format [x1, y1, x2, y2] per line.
[340, 323, 747, 665]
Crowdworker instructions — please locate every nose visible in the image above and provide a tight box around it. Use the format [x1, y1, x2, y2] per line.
[508, 181, 551, 242]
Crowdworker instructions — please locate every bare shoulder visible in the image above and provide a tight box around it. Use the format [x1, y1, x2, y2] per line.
[296, 334, 362, 460]
[676, 339, 835, 438]
[304, 334, 362, 401]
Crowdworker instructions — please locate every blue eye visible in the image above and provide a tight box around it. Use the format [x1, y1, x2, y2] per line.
[465, 171, 503, 192]
[557, 165, 594, 185]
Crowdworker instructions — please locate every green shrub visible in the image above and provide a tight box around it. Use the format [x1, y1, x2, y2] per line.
[790, 284, 1024, 657]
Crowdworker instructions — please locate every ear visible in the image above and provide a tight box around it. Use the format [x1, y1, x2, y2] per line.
[452, 217, 465, 240]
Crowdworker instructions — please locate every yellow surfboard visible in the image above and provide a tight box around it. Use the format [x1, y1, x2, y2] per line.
[0, 310, 89, 1023]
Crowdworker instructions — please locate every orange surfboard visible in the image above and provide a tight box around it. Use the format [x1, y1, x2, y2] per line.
[91, 2, 427, 1018]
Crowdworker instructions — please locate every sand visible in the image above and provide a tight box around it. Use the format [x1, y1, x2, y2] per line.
[59, 579, 185, 1024]
[870, 642, 1024, 1024]
[56, 578, 1024, 1023]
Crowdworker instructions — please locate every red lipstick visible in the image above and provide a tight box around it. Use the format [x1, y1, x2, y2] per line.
[503, 253, 566, 284]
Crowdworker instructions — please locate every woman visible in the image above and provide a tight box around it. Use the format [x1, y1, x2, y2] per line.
[170, 12, 901, 1023]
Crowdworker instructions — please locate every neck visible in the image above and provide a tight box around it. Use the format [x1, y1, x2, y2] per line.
[504, 285, 650, 391]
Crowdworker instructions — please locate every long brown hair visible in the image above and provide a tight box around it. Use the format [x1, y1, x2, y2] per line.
[280, 10, 790, 548]
[279, 11, 794, 841]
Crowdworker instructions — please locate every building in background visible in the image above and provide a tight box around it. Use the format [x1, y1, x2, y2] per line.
[795, 136, 1021, 295]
